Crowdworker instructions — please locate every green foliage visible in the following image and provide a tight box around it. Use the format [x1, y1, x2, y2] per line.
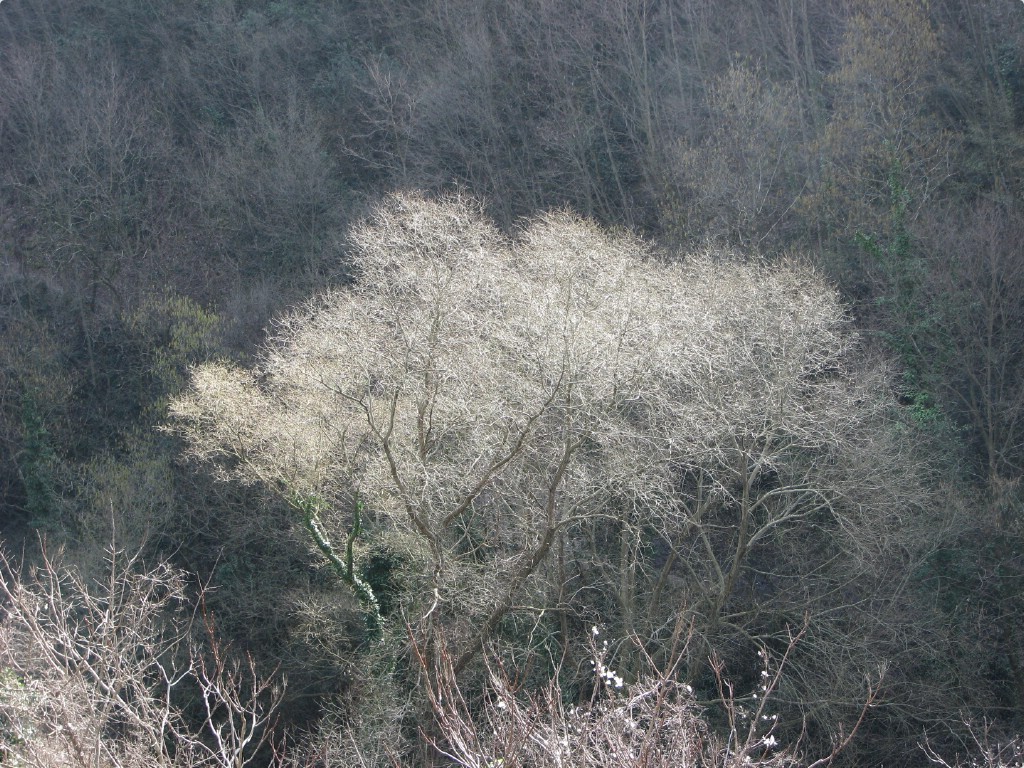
[900, 372, 945, 428]
[857, 163, 949, 431]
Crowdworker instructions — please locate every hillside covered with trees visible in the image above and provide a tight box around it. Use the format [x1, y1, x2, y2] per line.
[1, 1, 1023, 765]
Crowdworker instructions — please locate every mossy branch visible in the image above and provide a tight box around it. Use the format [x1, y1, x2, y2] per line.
[292, 492, 383, 640]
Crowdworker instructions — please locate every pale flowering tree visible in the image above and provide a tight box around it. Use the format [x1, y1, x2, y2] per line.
[169, 193, 927, 719]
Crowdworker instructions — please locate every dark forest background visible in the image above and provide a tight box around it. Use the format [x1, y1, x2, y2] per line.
[1, 1, 1023, 765]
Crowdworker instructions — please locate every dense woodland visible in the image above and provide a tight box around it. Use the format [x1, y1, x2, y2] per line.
[1, 1, 1023, 765]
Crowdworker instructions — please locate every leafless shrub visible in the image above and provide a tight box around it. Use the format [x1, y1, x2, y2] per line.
[0, 541, 285, 767]
[416, 619, 871, 768]
[924, 721, 1024, 768]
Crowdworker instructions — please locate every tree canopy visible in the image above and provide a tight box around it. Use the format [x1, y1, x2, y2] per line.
[170, 195, 932, 735]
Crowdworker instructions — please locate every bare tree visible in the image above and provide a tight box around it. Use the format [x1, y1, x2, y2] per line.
[807, 0, 954, 248]
[169, 193, 932, 753]
[173, 192, 690, 671]
[668, 63, 806, 248]
[194, 100, 344, 283]
[904, 199, 1024, 716]
[913, 201, 1024, 503]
